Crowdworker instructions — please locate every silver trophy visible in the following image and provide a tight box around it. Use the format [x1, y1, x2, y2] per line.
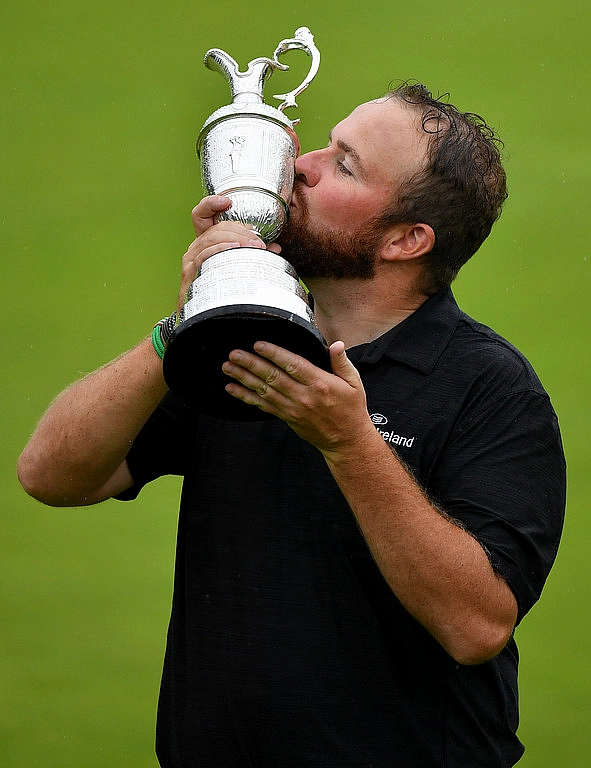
[163, 27, 329, 418]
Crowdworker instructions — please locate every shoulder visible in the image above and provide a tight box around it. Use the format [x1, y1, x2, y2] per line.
[451, 309, 548, 399]
[376, 289, 546, 399]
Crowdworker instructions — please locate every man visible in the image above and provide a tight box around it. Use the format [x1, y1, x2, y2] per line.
[18, 84, 566, 766]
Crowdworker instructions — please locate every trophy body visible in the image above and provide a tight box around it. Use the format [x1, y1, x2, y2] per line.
[199, 104, 296, 242]
[163, 28, 328, 419]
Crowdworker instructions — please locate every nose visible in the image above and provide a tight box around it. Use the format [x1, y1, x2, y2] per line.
[294, 149, 322, 187]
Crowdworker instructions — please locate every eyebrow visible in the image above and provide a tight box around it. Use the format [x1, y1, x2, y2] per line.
[328, 131, 367, 179]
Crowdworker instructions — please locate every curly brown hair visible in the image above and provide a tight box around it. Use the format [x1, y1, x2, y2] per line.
[380, 83, 508, 293]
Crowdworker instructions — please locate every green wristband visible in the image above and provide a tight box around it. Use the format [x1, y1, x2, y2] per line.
[151, 321, 166, 360]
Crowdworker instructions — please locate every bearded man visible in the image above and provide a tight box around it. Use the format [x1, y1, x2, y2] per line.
[18, 83, 565, 767]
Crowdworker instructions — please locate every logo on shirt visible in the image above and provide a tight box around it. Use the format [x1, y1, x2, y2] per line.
[370, 413, 415, 448]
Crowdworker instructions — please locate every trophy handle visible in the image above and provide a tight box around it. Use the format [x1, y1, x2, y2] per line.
[271, 27, 321, 114]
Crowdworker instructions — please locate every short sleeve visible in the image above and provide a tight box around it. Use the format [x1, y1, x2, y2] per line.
[116, 391, 196, 501]
[429, 388, 566, 623]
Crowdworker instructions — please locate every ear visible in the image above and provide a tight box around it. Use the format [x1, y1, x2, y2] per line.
[379, 222, 435, 262]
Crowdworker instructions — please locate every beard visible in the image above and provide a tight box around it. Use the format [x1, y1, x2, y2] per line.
[276, 183, 387, 280]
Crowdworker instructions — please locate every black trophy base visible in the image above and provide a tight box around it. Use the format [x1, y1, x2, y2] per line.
[162, 304, 330, 421]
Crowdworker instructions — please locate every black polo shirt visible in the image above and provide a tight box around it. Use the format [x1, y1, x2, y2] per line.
[120, 288, 565, 767]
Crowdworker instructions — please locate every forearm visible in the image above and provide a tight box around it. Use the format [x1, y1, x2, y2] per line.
[18, 336, 168, 506]
[322, 427, 518, 665]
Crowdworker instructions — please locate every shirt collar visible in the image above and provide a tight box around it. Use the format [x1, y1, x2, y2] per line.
[346, 288, 461, 374]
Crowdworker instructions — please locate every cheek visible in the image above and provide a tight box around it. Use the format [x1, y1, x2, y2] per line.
[329, 197, 378, 230]
[306, 183, 386, 231]
[312, 190, 365, 225]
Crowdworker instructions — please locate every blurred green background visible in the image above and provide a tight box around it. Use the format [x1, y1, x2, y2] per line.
[2, 1, 589, 765]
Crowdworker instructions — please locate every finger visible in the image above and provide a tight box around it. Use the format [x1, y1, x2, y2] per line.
[223, 350, 288, 397]
[191, 195, 232, 235]
[224, 380, 277, 416]
[250, 342, 318, 385]
[328, 341, 362, 387]
[222, 358, 285, 414]
[194, 221, 267, 250]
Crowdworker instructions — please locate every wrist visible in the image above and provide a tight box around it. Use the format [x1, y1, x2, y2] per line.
[151, 313, 177, 360]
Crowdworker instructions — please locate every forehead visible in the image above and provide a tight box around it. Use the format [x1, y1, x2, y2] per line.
[333, 98, 428, 184]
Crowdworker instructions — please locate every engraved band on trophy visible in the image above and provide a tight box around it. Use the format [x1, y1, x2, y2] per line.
[162, 27, 329, 419]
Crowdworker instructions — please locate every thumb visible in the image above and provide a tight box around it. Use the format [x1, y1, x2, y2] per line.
[329, 341, 361, 387]
[192, 195, 232, 235]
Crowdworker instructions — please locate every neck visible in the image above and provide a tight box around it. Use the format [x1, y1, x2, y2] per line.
[305, 276, 428, 349]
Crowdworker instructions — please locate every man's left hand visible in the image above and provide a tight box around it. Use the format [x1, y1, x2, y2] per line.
[222, 341, 375, 454]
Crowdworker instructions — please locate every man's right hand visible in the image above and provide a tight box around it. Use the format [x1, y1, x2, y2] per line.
[177, 195, 282, 313]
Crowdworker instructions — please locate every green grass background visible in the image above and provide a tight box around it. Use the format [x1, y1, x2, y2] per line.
[2, 1, 589, 765]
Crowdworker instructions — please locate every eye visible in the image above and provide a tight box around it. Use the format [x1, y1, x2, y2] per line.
[336, 160, 353, 177]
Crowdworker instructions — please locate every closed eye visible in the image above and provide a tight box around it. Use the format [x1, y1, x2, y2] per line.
[336, 159, 353, 177]
[328, 130, 363, 179]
